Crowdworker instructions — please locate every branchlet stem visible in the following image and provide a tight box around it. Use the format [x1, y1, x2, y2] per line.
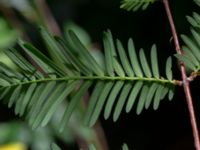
[163, 0, 200, 149]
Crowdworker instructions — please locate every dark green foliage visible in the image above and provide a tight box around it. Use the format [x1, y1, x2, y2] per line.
[122, 143, 129, 150]
[176, 12, 200, 73]
[51, 143, 61, 150]
[120, 0, 157, 11]
[194, 0, 200, 7]
[0, 27, 175, 133]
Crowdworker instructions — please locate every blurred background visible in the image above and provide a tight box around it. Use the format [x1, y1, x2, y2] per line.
[0, 0, 200, 149]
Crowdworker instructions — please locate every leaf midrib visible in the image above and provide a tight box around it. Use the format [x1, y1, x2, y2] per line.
[2, 76, 176, 88]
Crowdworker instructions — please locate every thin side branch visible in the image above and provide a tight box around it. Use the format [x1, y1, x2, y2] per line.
[187, 72, 198, 82]
[163, 0, 200, 149]
[34, 0, 61, 35]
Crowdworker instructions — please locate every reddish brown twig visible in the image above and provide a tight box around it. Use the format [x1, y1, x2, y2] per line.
[163, 0, 200, 149]
[34, 0, 61, 35]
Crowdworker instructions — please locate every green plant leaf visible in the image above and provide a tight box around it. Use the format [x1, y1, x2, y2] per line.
[20, 41, 66, 76]
[139, 48, 152, 77]
[151, 44, 159, 78]
[8, 85, 22, 108]
[128, 38, 143, 77]
[0, 29, 176, 131]
[113, 58, 126, 77]
[89, 82, 114, 127]
[59, 81, 92, 132]
[68, 30, 104, 76]
[19, 83, 37, 116]
[122, 143, 129, 150]
[104, 81, 124, 120]
[126, 81, 143, 113]
[41, 81, 79, 127]
[153, 84, 164, 110]
[84, 81, 105, 126]
[181, 34, 200, 62]
[120, 0, 156, 12]
[175, 54, 196, 71]
[165, 57, 173, 80]
[51, 143, 61, 150]
[113, 82, 132, 121]
[88, 144, 97, 150]
[136, 84, 149, 115]
[182, 46, 199, 66]
[145, 83, 158, 109]
[116, 40, 134, 77]
[29, 81, 57, 127]
[103, 32, 114, 76]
